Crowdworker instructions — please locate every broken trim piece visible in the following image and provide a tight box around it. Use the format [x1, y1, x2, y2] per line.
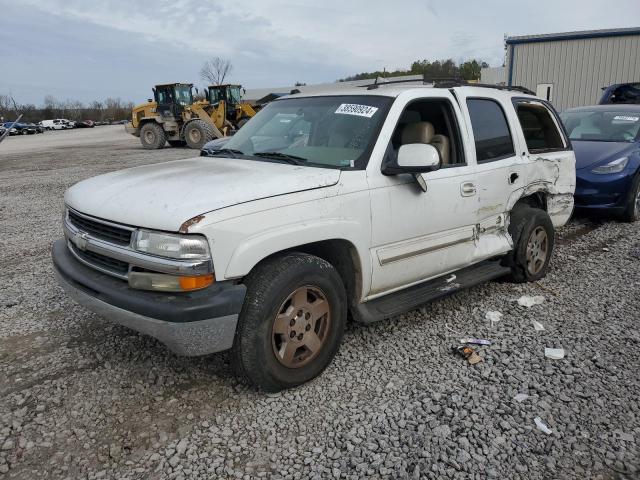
[179, 214, 205, 234]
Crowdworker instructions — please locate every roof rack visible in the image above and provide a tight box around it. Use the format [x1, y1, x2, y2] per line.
[362, 75, 535, 96]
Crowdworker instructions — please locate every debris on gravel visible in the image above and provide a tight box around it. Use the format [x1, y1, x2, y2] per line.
[1, 128, 640, 479]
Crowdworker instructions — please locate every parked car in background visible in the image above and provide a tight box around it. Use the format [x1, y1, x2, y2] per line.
[28, 123, 45, 133]
[599, 82, 640, 105]
[75, 120, 95, 128]
[53, 84, 575, 391]
[560, 105, 640, 221]
[4, 122, 36, 135]
[41, 119, 72, 130]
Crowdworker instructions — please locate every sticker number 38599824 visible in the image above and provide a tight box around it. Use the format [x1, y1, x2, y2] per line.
[335, 104, 379, 118]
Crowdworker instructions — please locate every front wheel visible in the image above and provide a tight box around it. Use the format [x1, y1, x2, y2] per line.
[184, 120, 215, 149]
[506, 206, 555, 283]
[621, 174, 640, 222]
[231, 253, 346, 392]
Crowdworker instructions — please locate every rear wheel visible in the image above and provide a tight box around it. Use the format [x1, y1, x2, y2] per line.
[621, 174, 640, 222]
[231, 253, 347, 392]
[506, 206, 555, 283]
[184, 120, 215, 149]
[139, 122, 166, 149]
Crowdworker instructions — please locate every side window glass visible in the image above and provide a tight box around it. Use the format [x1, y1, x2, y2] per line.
[516, 102, 565, 152]
[389, 99, 465, 167]
[466, 99, 515, 162]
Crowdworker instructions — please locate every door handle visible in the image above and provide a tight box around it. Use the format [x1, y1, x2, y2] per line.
[460, 182, 476, 197]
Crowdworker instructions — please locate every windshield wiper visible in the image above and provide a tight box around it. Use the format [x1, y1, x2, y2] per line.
[203, 148, 245, 158]
[253, 152, 308, 165]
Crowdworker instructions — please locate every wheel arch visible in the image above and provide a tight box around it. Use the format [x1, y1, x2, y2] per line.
[226, 232, 369, 308]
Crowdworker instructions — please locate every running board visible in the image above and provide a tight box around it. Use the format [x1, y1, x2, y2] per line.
[353, 260, 510, 324]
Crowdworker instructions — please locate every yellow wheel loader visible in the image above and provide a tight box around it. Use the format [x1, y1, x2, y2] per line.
[126, 83, 224, 150]
[205, 84, 260, 131]
[126, 83, 260, 150]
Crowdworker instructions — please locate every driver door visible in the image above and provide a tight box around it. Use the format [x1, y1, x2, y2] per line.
[367, 94, 483, 297]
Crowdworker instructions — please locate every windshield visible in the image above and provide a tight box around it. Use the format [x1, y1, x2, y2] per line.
[560, 109, 640, 142]
[228, 86, 241, 104]
[174, 86, 193, 106]
[223, 95, 393, 169]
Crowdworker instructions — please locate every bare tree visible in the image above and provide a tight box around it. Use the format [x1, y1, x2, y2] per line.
[199, 57, 233, 85]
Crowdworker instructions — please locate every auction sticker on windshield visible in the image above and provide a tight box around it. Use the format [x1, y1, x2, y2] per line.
[335, 104, 379, 118]
[613, 115, 639, 123]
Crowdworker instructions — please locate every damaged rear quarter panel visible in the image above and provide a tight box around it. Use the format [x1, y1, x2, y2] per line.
[508, 150, 576, 227]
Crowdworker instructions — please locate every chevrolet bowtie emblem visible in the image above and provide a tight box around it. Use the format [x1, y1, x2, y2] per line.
[74, 231, 89, 251]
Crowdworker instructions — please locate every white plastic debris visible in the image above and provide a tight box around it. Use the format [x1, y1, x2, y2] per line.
[445, 274, 456, 283]
[485, 311, 503, 326]
[534, 417, 552, 435]
[544, 348, 565, 359]
[513, 393, 529, 403]
[518, 295, 545, 308]
[532, 321, 545, 331]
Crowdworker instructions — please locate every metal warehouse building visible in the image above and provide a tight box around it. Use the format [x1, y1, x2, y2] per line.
[505, 27, 640, 111]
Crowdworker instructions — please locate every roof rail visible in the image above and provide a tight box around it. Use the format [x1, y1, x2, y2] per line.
[361, 75, 535, 96]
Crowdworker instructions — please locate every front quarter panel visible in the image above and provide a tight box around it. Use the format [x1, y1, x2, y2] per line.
[188, 171, 373, 300]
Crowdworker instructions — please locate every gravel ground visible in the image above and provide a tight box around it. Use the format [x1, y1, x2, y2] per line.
[1, 127, 639, 479]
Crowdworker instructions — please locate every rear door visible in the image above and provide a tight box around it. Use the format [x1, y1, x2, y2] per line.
[455, 88, 527, 260]
[510, 98, 575, 225]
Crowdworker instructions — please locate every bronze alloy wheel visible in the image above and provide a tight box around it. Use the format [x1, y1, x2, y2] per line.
[525, 226, 548, 275]
[271, 285, 331, 368]
[188, 127, 202, 144]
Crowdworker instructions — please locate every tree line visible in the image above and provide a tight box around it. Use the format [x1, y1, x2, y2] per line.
[0, 94, 134, 124]
[338, 58, 489, 82]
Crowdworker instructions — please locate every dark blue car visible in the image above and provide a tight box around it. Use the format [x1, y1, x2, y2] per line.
[560, 105, 640, 221]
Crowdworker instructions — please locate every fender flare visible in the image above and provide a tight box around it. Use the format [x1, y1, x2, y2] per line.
[223, 219, 372, 299]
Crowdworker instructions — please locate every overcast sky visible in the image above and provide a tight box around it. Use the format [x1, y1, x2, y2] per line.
[1, 0, 638, 105]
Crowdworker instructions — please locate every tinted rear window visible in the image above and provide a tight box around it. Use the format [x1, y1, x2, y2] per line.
[467, 99, 515, 162]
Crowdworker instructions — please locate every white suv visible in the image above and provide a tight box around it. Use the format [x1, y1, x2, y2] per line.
[52, 84, 575, 391]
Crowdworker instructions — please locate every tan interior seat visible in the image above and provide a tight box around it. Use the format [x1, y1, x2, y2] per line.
[400, 121, 435, 145]
[400, 121, 450, 164]
[431, 134, 450, 165]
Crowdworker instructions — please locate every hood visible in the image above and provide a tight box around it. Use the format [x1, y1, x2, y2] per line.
[65, 157, 340, 231]
[572, 141, 637, 170]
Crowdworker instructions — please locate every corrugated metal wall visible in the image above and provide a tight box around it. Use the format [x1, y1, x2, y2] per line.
[507, 35, 640, 111]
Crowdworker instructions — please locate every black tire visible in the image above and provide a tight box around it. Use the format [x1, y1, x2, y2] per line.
[506, 205, 555, 283]
[236, 117, 250, 129]
[621, 173, 640, 222]
[139, 122, 166, 149]
[168, 140, 187, 148]
[184, 120, 215, 149]
[231, 253, 347, 392]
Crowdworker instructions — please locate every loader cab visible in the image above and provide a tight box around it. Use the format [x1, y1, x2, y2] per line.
[208, 84, 242, 108]
[153, 83, 194, 118]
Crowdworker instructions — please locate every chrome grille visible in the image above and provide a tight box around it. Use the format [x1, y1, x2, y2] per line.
[68, 210, 133, 246]
[68, 242, 129, 279]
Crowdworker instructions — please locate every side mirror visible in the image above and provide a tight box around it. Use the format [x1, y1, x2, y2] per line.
[383, 143, 441, 175]
[383, 143, 441, 193]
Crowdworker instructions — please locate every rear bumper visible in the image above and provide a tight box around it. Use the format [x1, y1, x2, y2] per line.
[124, 122, 138, 136]
[52, 239, 246, 356]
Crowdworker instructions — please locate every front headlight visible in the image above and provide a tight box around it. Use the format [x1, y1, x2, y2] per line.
[591, 156, 629, 174]
[134, 230, 211, 260]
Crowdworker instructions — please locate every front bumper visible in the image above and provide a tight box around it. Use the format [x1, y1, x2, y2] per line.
[574, 168, 635, 212]
[52, 239, 246, 356]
